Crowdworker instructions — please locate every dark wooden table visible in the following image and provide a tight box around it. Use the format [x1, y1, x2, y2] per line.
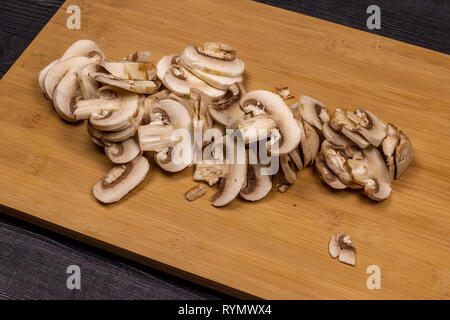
[0, 0, 448, 299]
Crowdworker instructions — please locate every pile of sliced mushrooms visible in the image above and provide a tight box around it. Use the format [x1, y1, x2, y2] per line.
[38, 40, 414, 206]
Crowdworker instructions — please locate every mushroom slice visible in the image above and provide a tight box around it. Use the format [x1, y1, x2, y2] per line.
[91, 72, 160, 94]
[331, 109, 370, 149]
[105, 138, 141, 164]
[210, 150, 247, 207]
[180, 43, 245, 77]
[93, 155, 149, 204]
[238, 114, 277, 144]
[289, 148, 303, 170]
[329, 233, 356, 266]
[44, 56, 92, 99]
[280, 154, 297, 184]
[77, 63, 99, 99]
[395, 130, 414, 179]
[299, 95, 330, 130]
[123, 51, 152, 63]
[346, 109, 386, 147]
[347, 147, 392, 201]
[156, 54, 178, 81]
[143, 89, 171, 124]
[38, 60, 59, 99]
[52, 66, 82, 122]
[321, 140, 358, 188]
[61, 39, 105, 61]
[302, 120, 320, 165]
[99, 60, 156, 81]
[314, 153, 347, 190]
[276, 85, 294, 100]
[240, 90, 301, 155]
[240, 163, 272, 201]
[322, 122, 352, 148]
[381, 123, 399, 181]
[208, 83, 245, 128]
[185, 184, 207, 201]
[163, 64, 226, 100]
[184, 65, 243, 90]
[88, 102, 145, 143]
[193, 163, 228, 185]
[190, 89, 214, 137]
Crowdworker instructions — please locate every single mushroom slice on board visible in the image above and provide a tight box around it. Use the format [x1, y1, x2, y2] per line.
[93, 155, 150, 204]
[180, 43, 245, 78]
[299, 95, 330, 131]
[240, 90, 301, 155]
[105, 138, 141, 164]
[240, 163, 272, 201]
[395, 130, 414, 179]
[314, 153, 347, 190]
[52, 66, 83, 122]
[329, 233, 356, 266]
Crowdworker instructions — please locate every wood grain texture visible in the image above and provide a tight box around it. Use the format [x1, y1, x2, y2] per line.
[0, 0, 449, 299]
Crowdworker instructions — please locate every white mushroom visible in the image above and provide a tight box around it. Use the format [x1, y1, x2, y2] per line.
[52, 66, 82, 122]
[93, 155, 149, 204]
[179, 43, 245, 78]
[99, 60, 156, 81]
[105, 138, 141, 164]
[299, 95, 330, 130]
[60, 39, 105, 61]
[207, 83, 245, 128]
[240, 90, 301, 155]
[329, 233, 356, 266]
[240, 163, 272, 201]
[346, 108, 386, 147]
[77, 63, 99, 100]
[90, 72, 160, 94]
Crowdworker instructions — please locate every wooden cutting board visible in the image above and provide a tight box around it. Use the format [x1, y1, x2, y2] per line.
[0, 0, 449, 299]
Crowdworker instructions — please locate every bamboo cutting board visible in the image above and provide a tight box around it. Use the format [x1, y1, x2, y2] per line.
[0, 0, 449, 299]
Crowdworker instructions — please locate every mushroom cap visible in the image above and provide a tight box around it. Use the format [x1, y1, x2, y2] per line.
[240, 90, 301, 155]
[99, 61, 156, 81]
[240, 163, 272, 201]
[180, 44, 245, 78]
[52, 66, 82, 122]
[93, 155, 149, 204]
[44, 56, 91, 99]
[61, 39, 104, 61]
[395, 130, 414, 179]
[105, 138, 141, 164]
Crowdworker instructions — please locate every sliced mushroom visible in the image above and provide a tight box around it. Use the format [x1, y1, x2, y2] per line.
[193, 163, 228, 185]
[238, 114, 277, 144]
[105, 138, 141, 164]
[52, 66, 82, 122]
[381, 123, 399, 181]
[289, 148, 303, 170]
[143, 89, 171, 124]
[321, 140, 358, 188]
[210, 152, 247, 207]
[99, 60, 156, 81]
[207, 83, 245, 128]
[280, 154, 297, 184]
[90, 72, 160, 94]
[314, 153, 347, 190]
[38, 60, 59, 99]
[240, 163, 272, 201]
[184, 66, 243, 90]
[346, 108, 386, 147]
[123, 51, 152, 63]
[347, 147, 392, 201]
[185, 184, 207, 201]
[77, 63, 99, 99]
[163, 64, 226, 100]
[240, 90, 301, 155]
[44, 56, 92, 98]
[301, 120, 320, 166]
[395, 130, 414, 179]
[190, 88, 214, 137]
[93, 155, 149, 204]
[329, 233, 356, 266]
[331, 109, 370, 149]
[180, 43, 245, 78]
[60, 39, 105, 61]
[276, 86, 293, 100]
[299, 95, 330, 131]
